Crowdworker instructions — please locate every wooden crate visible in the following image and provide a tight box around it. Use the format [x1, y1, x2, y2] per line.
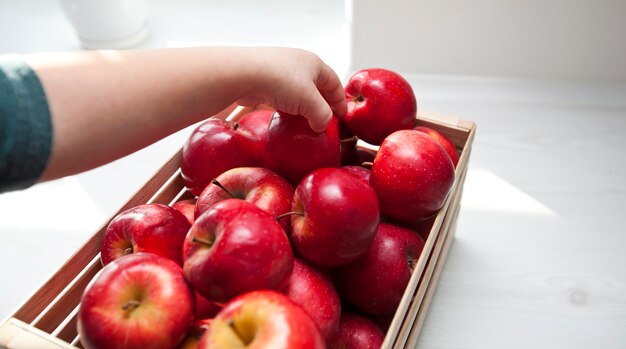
[0, 107, 475, 349]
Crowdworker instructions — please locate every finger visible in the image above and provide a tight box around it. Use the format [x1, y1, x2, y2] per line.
[316, 64, 348, 118]
[300, 88, 333, 133]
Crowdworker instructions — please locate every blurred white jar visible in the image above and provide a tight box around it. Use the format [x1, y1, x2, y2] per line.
[59, 0, 149, 49]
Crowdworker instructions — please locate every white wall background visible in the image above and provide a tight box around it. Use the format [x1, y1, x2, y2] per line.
[351, 0, 626, 81]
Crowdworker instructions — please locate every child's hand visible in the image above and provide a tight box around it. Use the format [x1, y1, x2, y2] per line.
[237, 47, 347, 132]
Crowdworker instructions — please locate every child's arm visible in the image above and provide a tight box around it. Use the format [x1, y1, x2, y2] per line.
[25, 47, 347, 181]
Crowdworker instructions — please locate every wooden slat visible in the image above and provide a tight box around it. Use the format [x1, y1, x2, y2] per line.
[70, 334, 81, 348]
[52, 308, 78, 344]
[392, 165, 469, 348]
[10, 149, 183, 324]
[147, 167, 185, 205]
[405, 203, 460, 348]
[171, 188, 195, 205]
[30, 257, 100, 333]
[0, 318, 76, 349]
[399, 142, 473, 347]
[382, 195, 450, 348]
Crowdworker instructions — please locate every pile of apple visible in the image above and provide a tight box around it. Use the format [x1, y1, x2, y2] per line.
[76, 69, 459, 349]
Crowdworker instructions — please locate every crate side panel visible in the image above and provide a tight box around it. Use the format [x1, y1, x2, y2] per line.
[11, 150, 182, 323]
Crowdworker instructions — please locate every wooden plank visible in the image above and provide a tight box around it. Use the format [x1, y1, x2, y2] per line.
[0, 318, 76, 349]
[10, 149, 183, 324]
[52, 308, 78, 344]
[147, 167, 185, 205]
[382, 195, 450, 348]
[395, 178, 465, 348]
[405, 204, 460, 348]
[391, 162, 469, 349]
[399, 143, 473, 347]
[30, 256, 100, 333]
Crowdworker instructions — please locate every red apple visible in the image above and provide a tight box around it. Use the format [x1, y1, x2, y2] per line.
[369, 312, 395, 332]
[237, 109, 274, 145]
[177, 319, 212, 349]
[335, 223, 425, 314]
[203, 290, 324, 349]
[404, 215, 436, 241]
[181, 119, 260, 196]
[341, 165, 371, 183]
[183, 199, 293, 303]
[290, 168, 379, 267]
[329, 313, 385, 349]
[282, 259, 342, 342]
[371, 130, 455, 222]
[194, 291, 221, 321]
[195, 167, 293, 231]
[100, 203, 191, 266]
[78, 253, 194, 349]
[415, 126, 459, 167]
[265, 112, 340, 184]
[344, 68, 417, 145]
[173, 198, 197, 225]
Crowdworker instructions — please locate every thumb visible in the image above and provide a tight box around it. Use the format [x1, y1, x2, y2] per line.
[303, 91, 333, 133]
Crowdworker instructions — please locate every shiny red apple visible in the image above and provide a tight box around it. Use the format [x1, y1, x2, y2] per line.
[335, 223, 425, 315]
[344, 68, 417, 145]
[371, 129, 455, 222]
[264, 112, 340, 184]
[329, 313, 385, 349]
[415, 126, 459, 167]
[183, 199, 293, 303]
[403, 215, 436, 241]
[203, 290, 324, 349]
[194, 291, 221, 321]
[237, 109, 274, 145]
[100, 203, 191, 266]
[181, 119, 260, 196]
[172, 198, 197, 225]
[282, 258, 342, 342]
[78, 253, 194, 349]
[290, 168, 379, 267]
[195, 167, 293, 230]
[341, 165, 371, 183]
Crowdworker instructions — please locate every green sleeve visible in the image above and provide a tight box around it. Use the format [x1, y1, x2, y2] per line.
[0, 56, 53, 193]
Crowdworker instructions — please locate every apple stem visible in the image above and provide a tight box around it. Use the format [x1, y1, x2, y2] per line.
[233, 122, 240, 131]
[362, 161, 374, 169]
[228, 319, 253, 345]
[340, 135, 358, 144]
[354, 94, 365, 103]
[211, 179, 236, 198]
[121, 299, 141, 313]
[275, 211, 305, 221]
[124, 247, 133, 255]
[407, 255, 415, 272]
[192, 236, 214, 248]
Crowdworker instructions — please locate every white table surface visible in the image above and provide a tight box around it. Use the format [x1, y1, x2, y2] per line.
[1, 1, 626, 348]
